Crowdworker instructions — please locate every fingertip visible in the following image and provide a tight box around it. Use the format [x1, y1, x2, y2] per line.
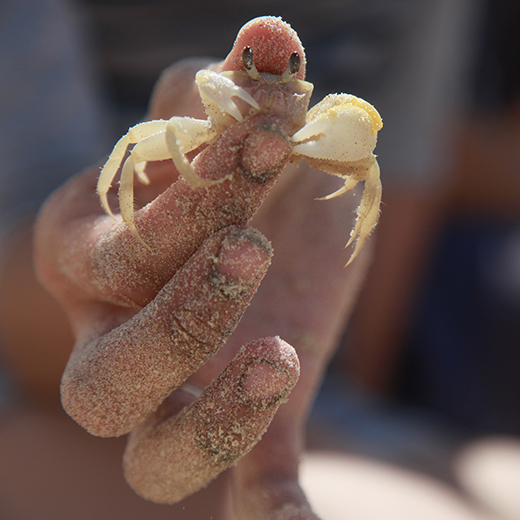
[121, 337, 300, 505]
[242, 336, 300, 382]
[238, 123, 292, 182]
[235, 337, 300, 411]
[212, 227, 272, 292]
[221, 16, 306, 79]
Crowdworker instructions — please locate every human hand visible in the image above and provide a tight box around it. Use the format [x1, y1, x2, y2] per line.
[34, 16, 373, 519]
[34, 74, 302, 494]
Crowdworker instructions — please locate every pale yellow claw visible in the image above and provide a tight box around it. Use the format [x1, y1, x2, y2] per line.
[291, 93, 382, 264]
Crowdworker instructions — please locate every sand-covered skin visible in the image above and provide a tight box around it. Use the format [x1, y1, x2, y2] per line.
[221, 17, 306, 79]
[123, 337, 299, 504]
[33, 12, 307, 461]
[36, 15, 311, 491]
[60, 227, 274, 438]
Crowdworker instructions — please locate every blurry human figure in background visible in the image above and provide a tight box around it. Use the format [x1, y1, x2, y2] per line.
[2, 0, 520, 519]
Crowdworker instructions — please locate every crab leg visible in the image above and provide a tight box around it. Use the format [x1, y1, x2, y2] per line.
[164, 118, 227, 189]
[316, 176, 360, 201]
[97, 120, 168, 217]
[345, 160, 381, 265]
[116, 117, 220, 246]
[117, 154, 151, 250]
[117, 131, 180, 248]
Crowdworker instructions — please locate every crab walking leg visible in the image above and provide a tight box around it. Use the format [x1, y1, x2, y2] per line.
[345, 159, 381, 265]
[164, 118, 227, 189]
[316, 175, 360, 201]
[117, 131, 182, 248]
[134, 161, 148, 182]
[97, 120, 169, 217]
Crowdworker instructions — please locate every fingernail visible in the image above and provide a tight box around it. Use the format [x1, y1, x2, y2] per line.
[211, 228, 272, 297]
[239, 360, 293, 411]
[239, 124, 291, 182]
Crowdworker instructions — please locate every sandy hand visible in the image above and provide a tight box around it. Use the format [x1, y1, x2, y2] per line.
[35, 57, 300, 503]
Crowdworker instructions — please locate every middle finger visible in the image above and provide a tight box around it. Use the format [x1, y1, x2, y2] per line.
[61, 226, 273, 437]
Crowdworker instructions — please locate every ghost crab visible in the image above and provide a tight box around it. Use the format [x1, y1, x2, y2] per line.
[97, 16, 382, 265]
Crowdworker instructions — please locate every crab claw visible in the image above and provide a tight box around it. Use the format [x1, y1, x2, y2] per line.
[291, 93, 382, 161]
[196, 69, 260, 122]
[290, 93, 383, 265]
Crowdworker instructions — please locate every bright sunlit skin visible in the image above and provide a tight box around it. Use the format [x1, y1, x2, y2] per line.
[34, 16, 376, 519]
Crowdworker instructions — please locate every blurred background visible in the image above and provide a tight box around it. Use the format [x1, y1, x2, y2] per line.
[1, 0, 519, 518]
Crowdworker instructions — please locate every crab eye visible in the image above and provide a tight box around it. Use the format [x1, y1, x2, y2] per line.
[280, 51, 302, 83]
[242, 46, 254, 71]
[288, 52, 300, 75]
[241, 46, 261, 80]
